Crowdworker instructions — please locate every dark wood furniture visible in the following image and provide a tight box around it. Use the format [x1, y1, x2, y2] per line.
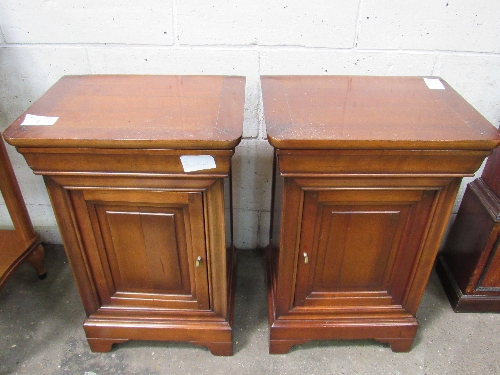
[3, 75, 245, 355]
[436, 145, 500, 312]
[261, 76, 499, 354]
[0, 136, 45, 289]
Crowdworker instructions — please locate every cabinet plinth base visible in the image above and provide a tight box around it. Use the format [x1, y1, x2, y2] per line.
[83, 242, 237, 355]
[435, 255, 500, 313]
[83, 318, 233, 355]
[269, 336, 415, 355]
[269, 339, 309, 354]
[266, 246, 418, 354]
[87, 338, 128, 353]
[375, 337, 416, 352]
[268, 319, 418, 354]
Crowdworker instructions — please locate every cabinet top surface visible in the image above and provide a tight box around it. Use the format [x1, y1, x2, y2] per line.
[261, 76, 499, 150]
[3, 75, 245, 150]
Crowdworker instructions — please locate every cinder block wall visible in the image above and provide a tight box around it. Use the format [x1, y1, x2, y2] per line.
[1, 1, 499, 248]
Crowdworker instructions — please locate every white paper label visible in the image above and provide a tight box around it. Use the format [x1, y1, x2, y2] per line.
[180, 155, 216, 172]
[21, 114, 59, 126]
[423, 78, 445, 90]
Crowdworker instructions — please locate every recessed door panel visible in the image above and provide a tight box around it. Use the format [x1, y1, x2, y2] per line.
[100, 208, 188, 294]
[315, 208, 402, 291]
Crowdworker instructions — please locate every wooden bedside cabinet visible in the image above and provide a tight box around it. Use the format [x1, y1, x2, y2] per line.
[436, 145, 500, 312]
[261, 76, 499, 354]
[3, 75, 245, 355]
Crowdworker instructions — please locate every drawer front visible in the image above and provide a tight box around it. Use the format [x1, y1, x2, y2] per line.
[18, 147, 233, 176]
[71, 189, 210, 311]
[277, 149, 490, 176]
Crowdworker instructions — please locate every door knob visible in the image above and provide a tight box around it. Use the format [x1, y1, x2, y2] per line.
[196, 256, 202, 268]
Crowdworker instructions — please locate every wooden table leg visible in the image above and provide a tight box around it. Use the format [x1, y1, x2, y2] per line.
[0, 136, 46, 286]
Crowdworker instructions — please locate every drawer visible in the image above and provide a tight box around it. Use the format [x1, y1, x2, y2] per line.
[277, 149, 490, 176]
[17, 147, 233, 176]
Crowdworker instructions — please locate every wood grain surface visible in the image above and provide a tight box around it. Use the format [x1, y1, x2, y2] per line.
[4, 75, 245, 149]
[262, 76, 499, 150]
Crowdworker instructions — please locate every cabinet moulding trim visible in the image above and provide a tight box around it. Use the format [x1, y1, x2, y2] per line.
[34, 171, 229, 178]
[470, 178, 500, 221]
[280, 173, 474, 178]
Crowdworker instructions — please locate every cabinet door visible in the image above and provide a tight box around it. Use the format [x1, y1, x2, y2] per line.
[71, 189, 210, 312]
[294, 188, 435, 312]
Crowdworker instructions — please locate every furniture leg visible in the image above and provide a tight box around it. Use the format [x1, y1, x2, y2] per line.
[27, 244, 46, 279]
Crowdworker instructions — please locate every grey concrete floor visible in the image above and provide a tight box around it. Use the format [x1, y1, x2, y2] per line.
[0, 244, 499, 375]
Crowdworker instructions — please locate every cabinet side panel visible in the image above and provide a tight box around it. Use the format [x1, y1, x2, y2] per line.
[43, 177, 101, 315]
[206, 179, 229, 318]
[268, 153, 284, 315]
[224, 176, 233, 250]
[275, 177, 304, 316]
[481, 147, 500, 197]
[478, 228, 500, 291]
[441, 185, 495, 292]
[404, 179, 462, 313]
[270, 152, 284, 250]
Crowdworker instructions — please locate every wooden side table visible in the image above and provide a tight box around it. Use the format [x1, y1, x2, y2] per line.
[436, 145, 500, 312]
[261, 76, 499, 353]
[0, 136, 45, 289]
[4, 75, 245, 355]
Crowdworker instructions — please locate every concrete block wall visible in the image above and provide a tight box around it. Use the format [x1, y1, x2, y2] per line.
[1, 1, 499, 248]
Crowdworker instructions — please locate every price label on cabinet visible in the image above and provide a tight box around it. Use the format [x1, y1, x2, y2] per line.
[180, 155, 217, 172]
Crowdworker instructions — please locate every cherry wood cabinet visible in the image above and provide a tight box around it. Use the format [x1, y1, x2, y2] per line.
[261, 76, 499, 354]
[3, 75, 245, 355]
[436, 145, 500, 312]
